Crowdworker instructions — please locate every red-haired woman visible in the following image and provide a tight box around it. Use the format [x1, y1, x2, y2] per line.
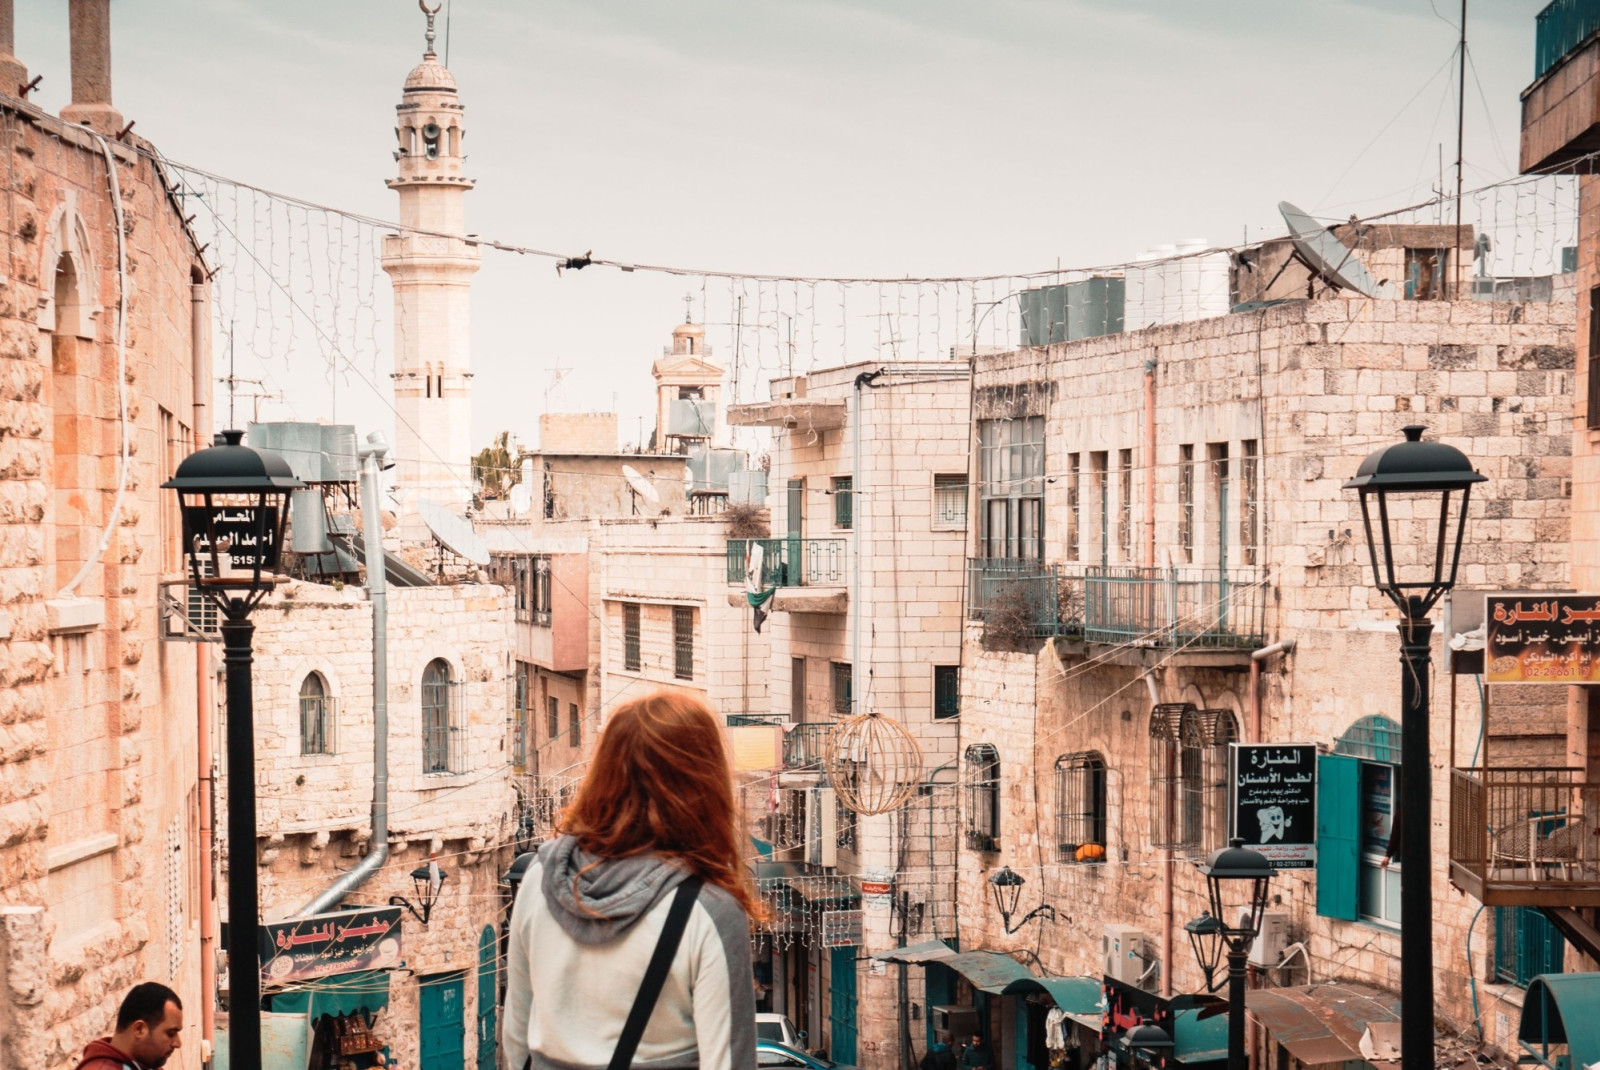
[503, 690, 761, 1070]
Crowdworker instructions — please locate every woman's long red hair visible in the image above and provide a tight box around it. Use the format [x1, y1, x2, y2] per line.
[559, 690, 764, 920]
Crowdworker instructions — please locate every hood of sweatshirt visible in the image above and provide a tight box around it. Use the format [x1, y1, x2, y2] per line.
[539, 834, 690, 946]
[76, 1039, 135, 1070]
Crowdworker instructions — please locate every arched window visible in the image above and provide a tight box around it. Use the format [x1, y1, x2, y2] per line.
[422, 659, 460, 774]
[299, 672, 334, 755]
[964, 744, 1001, 852]
[1150, 704, 1238, 856]
[1055, 752, 1107, 862]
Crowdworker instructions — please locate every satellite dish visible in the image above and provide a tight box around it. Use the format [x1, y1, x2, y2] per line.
[621, 465, 661, 505]
[510, 458, 534, 515]
[1279, 201, 1379, 298]
[418, 499, 490, 567]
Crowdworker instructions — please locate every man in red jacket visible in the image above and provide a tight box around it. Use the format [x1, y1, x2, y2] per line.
[75, 982, 184, 1070]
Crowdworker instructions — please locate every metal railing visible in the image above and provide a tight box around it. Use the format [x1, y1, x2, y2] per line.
[965, 559, 1081, 638]
[727, 714, 784, 727]
[784, 723, 833, 770]
[726, 538, 848, 587]
[1081, 567, 1265, 648]
[1537, 0, 1600, 79]
[1450, 767, 1600, 896]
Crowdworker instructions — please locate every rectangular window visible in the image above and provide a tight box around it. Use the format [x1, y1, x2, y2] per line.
[977, 416, 1045, 560]
[1207, 442, 1229, 568]
[933, 474, 967, 530]
[1359, 761, 1402, 927]
[1150, 705, 1236, 856]
[1495, 906, 1565, 987]
[568, 701, 581, 747]
[1178, 444, 1195, 564]
[1589, 288, 1600, 431]
[533, 557, 552, 626]
[512, 666, 528, 769]
[832, 661, 853, 715]
[511, 557, 531, 622]
[933, 665, 960, 720]
[159, 409, 179, 573]
[1065, 453, 1080, 562]
[1090, 451, 1108, 567]
[965, 744, 1001, 851]
[1117, 448, 1133, 561]
[547, 696, 560, 741]
[791, 658, 806, 722]
[622, 603, 641, 671]
[672, 606, 694, 680]
[1056, 752, 1107, 862]
[1404, 247, 1449, 300]
[833, 477, 853, 529]
[1241, 440, 1259, 567]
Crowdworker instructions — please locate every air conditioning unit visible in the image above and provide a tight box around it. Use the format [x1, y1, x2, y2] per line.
[931, 1005, 979, 1044]
[1103, 924, 1152, 986]
[805, 787, 838, 868]
[1249, 909, 1291, 968]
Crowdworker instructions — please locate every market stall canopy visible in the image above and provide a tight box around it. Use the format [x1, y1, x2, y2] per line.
[872, 940, 1036, 993]
[1000, 976, 1105, 1025]
[267, 970, 391, 1021]
[1246, 983, 1401, 1068]
[1520, 973, 1600, 1068]
[1173, 1009, 1228, 1065]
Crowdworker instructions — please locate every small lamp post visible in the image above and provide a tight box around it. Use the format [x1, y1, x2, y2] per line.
[163, 429, 303, 1069]
[1192, 838, 1274, 1070]
[390, 854, 449, 926]
[987, 866, 1056, 934]
[1124, 1017, 1174, 1069]
[1344, 424, 1483, 1070]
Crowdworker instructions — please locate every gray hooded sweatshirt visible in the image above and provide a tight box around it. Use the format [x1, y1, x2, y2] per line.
[502, 836, 756, 1070]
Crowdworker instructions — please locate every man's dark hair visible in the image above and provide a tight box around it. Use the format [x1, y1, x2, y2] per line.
[116, 983, 182, 1032]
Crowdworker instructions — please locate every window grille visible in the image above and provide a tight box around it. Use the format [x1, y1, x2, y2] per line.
[568, 701, 582, 747]
[511, 665, 528, 769]
[1066, 453, 1080, 562]
[1178, 445, 1195, 563]
[1495, 906, 1565, 986]
[1117, 449, 1133, 561]
[977, 417, 1045, 560]
[1334, 714, 1402, 764]
[832, 661, 853, 714]
[547, 695, 560, 741]
[836, 793, 858, 851]
[299, 672, 335, 755]
[623, 603, 641, 671]
[833, 477, 853, 529]
[1241, 440, 1260, 567]
[1590, 288, 1600, 431]
[165, 815, 183, 979]
[534, 557, 552, 626]
[1150, 704, 1237, 855]
[964, 744, 1001, 851]
[1055, 752, 1107, 862]
[933, 474, 967, 529]
[510, 557, 531, 622]
[421, 659, 464, 774]
[933, 665, 960, 720]
[673, 606, 695, 680]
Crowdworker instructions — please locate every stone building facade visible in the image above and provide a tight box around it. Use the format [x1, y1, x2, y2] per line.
[0, 2, 214, 1066]
[953, 293, 1575, 1065]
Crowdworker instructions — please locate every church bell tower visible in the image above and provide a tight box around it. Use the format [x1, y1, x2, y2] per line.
[382, 2, 480, 513]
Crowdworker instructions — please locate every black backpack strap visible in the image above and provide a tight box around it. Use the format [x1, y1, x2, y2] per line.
[608, 876, 704, 1070]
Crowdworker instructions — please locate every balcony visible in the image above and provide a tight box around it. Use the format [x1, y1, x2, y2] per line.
[784, 723, 833, 770]
[1449, 767, 1600, 907]
[1523, 0, 1600, 171]
[1081, 567, 1265, 649]
[966, 559, 1081, 640]
[1537, 0, 1600, 81]
[726, 538, 849, 614]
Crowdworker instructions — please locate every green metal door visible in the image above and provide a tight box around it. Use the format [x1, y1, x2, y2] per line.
[477, 927, 498, 1070]
[420, 972, 465, 1070]
[828, 946, 858, 1065]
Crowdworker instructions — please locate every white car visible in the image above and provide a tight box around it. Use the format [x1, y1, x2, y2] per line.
[756, 1014, 805, 1050]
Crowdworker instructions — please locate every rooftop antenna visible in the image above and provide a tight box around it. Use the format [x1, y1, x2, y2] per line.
[544, 362, 571, 413]
[1454, 0, 1467, 298]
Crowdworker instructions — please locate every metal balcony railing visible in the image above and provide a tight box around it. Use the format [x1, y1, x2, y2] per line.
[965, 559, 1081, 638]
[1536, 0, 1600, 80]
[726, 714, 784, 727]
[1450, 767, 1600, 906]
[1081, 567, 1265, 648]
[784, 723, 833, 770]
[726, 538, 848, 587]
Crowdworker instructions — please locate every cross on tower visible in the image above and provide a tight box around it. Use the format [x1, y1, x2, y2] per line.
[683, 292, 694, 325]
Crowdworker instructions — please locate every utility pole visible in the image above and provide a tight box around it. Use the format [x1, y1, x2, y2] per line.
[1454, 0, 1467, 297]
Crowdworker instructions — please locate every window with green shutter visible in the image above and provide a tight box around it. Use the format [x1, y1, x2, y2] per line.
[1315, 753, 1360, 921]
[833, 477, 853, 529]
[1495, 907, 1565, 986]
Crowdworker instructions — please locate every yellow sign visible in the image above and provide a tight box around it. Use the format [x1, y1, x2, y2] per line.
[726, 724, 782, 771]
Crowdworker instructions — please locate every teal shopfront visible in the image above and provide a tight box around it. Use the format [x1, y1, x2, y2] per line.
[264, 969, 394, 1070]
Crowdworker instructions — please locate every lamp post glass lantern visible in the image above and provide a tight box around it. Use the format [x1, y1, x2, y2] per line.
[391, 856, 450, 926]
[1343, 425, 1482, 1070]
[1124, 1018, 1173, 1069]
[986, 865, 1055, 934]
[162, 429, 303, 1070]
[1193, 838, 1273, 1070]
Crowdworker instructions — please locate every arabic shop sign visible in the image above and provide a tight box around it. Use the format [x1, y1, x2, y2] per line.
[822, 909, 864, 948]
[181, 504, 281, 572]
[1485, 595, 1600, 684]
[1228, 744, 1316, 869]
[259, 906, 402, 986]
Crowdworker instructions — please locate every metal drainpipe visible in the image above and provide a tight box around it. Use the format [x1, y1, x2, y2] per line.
[297, 432, 392, 915]
[1248, 640, 1296, 743]
[1142, 359, 1157, 569]
[190, 281, 217, 1057]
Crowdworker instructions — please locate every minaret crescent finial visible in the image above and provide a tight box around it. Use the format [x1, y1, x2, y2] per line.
[419, 0, 442, 58]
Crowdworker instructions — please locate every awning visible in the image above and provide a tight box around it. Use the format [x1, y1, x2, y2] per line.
[267, 970, 391, 1021]
[1000, 976, 1104, 1022]
[1173, 1010, 1227, 1065]
[786, 876, 859, 904]
[1247, 982, 1401, 1067]
[872, 940, 1036, 994]
[1520, 973, 1600, 1068]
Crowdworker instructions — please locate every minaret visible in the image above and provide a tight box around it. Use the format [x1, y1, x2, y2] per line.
[382, 2, 479, 515]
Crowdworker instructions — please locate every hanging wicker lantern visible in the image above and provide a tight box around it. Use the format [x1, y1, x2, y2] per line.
[825, 711, 925, 816]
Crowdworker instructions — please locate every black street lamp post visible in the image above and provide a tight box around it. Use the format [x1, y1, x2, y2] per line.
[986, 866, 1056, 934]
[1188, 839, 1273, 1070]
[390, 855, 450, 926]
[1124, 1018, 1174, 1069]
[164, 430, 303, 1069]
[1343, 424, 1483, 1070]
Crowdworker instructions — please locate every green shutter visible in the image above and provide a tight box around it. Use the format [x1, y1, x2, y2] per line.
[1316, 754, 1360, 921]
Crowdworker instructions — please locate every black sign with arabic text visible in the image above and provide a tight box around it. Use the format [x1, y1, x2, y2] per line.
[182, 504, 281, 571]
[1228, 744, 1317, 869]
[258, 906, 403, 986]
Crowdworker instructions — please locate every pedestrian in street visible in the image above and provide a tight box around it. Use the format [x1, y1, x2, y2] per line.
[921, 1039, 958, 1070]
[75, 982, 184, 1070]
[961, 1033, 995, 1070]
[502, 690, 763, 1070]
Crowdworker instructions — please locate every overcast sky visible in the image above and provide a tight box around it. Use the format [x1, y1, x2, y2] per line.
[12, 0, 1544, 451]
